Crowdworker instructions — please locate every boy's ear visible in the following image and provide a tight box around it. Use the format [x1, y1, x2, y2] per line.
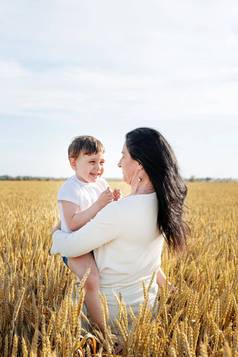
[69, 157, 77, 170]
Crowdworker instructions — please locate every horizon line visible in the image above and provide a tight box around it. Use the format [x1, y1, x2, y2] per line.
[0, 175, 237, 181]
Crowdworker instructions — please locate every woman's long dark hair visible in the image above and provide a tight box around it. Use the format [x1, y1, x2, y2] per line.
[126, 127, 189, 252]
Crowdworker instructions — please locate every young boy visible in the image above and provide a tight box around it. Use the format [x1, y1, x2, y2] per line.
[58, 135, 120, 330]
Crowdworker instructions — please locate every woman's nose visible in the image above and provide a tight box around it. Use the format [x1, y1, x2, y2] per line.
[117, 159, 121, 168]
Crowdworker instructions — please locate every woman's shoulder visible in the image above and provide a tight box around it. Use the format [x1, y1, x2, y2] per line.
[111, 192, 157, 214]
[98, 193, 157, 215]
[118, 192, 157, 204]
[94, 193, 158, 233]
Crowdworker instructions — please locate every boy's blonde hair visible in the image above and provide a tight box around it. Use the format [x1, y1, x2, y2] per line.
[68, 136, 104, 159]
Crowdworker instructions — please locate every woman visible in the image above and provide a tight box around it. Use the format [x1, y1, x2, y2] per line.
[51, 127, 189, 328]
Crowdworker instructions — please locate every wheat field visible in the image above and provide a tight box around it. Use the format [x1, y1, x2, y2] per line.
[0, 180, 237, 356]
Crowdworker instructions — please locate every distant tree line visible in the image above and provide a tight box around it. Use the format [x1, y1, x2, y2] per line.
[0, 175, 236, 182]
[187, 176, 236, 182]
[0, 175, 66, 181]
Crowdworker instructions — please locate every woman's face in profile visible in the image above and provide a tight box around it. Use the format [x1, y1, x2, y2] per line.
[118, 143, 140, 185]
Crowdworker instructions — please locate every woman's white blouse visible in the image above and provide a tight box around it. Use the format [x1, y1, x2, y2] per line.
[51, 193, 164, 305]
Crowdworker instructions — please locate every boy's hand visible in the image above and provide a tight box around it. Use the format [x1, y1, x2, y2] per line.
[96, 188, 114, 209]
[113, 188, 121, 201]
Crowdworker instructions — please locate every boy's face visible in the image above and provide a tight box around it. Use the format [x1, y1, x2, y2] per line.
[69, 151, 105, 183]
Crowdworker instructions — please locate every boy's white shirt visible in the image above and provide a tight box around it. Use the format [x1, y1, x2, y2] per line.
[58, 175, 108, 232]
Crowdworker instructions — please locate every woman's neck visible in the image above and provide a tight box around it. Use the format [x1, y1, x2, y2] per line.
[131, 177, 155, 195]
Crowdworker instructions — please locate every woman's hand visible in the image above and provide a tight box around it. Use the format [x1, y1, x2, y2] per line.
[113, 188, 121, 201]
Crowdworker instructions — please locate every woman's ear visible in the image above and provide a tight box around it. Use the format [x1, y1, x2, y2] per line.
[136, 163, 145, 180]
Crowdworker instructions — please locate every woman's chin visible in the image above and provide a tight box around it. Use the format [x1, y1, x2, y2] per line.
[123, 175, 129, 185]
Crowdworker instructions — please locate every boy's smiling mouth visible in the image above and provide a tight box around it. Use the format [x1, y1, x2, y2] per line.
[89, 173, 99, 179]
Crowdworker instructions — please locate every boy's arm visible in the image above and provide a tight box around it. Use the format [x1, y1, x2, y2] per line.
[61, 200, 101, 231]
[61, 188, 114, 231]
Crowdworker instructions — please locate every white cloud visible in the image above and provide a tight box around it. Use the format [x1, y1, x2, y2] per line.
[0, 60, 29, 78]
[0, 63, 237, 122]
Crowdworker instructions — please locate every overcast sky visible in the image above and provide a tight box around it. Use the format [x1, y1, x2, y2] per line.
[0, 0, 237, 179]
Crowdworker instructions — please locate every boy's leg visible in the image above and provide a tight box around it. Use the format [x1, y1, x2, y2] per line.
[68, 253, 105, 330]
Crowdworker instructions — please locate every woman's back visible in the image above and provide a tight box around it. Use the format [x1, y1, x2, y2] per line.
[93, 192, 164, 307]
